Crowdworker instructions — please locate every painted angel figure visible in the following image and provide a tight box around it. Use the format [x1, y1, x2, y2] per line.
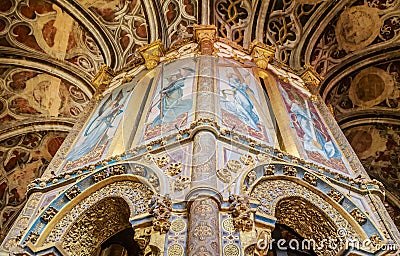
[221, 73, 261, 131]
[66, 90, 126, 162]
[288, 96, 341, 160]
[150, 67, 195, 127]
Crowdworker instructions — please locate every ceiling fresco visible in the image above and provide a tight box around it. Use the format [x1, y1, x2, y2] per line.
[0, 0, 400, 241]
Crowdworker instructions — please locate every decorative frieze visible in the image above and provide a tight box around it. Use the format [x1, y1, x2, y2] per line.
[65, 186, 81, 200]
[41, 207, 58, 224]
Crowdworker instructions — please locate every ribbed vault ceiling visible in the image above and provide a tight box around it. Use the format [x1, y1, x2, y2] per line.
[0, 0, 399, 241]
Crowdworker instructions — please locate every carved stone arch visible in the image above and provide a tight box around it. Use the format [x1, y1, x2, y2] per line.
[61, 196, 132, 256]
[23, 175, 154, 252]
[274, 196, 339, 256]
[249, 177, 368, 247]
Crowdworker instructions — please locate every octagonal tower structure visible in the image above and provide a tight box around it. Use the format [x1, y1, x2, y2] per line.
[3, 25, 400, 256]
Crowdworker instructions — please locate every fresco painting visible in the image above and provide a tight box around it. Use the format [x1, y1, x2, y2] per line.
[65, 85, 132, 164]
[143, 59, 196, 141]
[217, 64, 272, 143]
[279, 82, 349, 173]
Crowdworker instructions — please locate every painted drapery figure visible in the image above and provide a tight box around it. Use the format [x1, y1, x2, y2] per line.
[220, 73, 261, 131]
[66, 89, 129, 162]
[150, 67, 195, 127]
[280, 85, 341, 160]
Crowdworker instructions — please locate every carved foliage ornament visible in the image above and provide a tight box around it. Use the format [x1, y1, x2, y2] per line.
[229, 195, 254, 231]
[276, 198, 339, 256]
[46, 181, 153, 244]
[62, 197, 131, 256]
[149, 194, 172, 233]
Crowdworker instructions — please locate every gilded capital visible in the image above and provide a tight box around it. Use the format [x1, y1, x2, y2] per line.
[250, 40, 275, 70]
[193, 24, 217, 55]
[91, 65, 114, 91]
[138, 40, 165, 69]
[301, 64, 323, 90]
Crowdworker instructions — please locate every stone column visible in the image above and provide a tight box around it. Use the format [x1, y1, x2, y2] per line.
[187, 25, 221, 256]
[188, 197, 220, 255]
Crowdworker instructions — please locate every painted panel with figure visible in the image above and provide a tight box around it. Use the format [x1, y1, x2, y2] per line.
[278, 81, 350, 174]
[217, 63, 274, 144]
[143, 58, 196, 141]
[64, 82, 134, 169]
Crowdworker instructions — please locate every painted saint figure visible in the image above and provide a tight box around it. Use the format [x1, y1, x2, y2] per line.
[66, 90, 127, 162]
[221, 73, 261, 131]
[282, 88, 341, 160]
[150, 67, 195, 127]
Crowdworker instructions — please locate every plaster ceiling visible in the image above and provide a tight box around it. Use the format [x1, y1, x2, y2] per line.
[0, 0, 400, 241]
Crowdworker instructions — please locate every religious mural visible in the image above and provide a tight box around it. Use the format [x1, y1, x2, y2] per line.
[65, 82, 133, 169]
[217, 63, 273, 144]
[0, 131, 67, 241]
[345, 124, 400, 197]
[0, 0, 104, 75]
[278, 81, 349, 174]
[143, 58, 196, 141]
[0, 66, 90, 127]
